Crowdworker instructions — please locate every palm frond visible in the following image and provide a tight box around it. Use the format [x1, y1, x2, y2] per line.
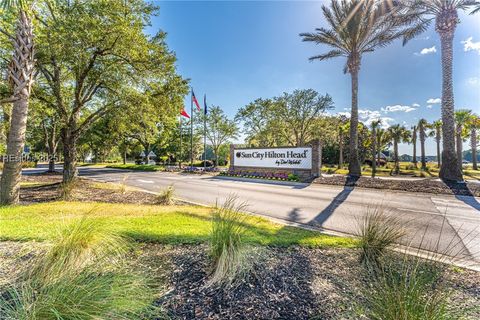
[308, 50, 344, 62]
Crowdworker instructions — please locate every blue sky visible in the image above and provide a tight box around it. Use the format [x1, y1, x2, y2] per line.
[149, 1, 480, 156]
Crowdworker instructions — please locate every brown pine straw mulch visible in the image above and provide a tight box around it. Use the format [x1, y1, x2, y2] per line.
[19, 172, 158, 204]
[313, 175, 480, 197]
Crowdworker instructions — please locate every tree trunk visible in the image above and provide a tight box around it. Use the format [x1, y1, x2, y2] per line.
[420, 126, 426, 170]
[0, 11, 35, 205]
[348, 69, 361, 176]
[436, 129, 441, 168]
[394, 141, 399, 175]
[372, 127, 376, 178]
[472, 127, 477, 171]
[338, 132, 343, 169]
[456, 126, 463, 172]
[438, 21, 462, 181]
[412, 127, 417, 166]
[62, 128, 78, 183]
[123, 149, 127, 165]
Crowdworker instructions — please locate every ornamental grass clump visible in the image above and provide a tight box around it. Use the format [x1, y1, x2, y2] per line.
[208, 195, 254, 287]
[364, 255, 460, 320]
[357, 206, 406, 267]
[156, 185, 175, 205]
[0, 218, 153, 319]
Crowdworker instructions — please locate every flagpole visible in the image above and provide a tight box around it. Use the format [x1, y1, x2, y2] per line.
[190, 89, 193, 168]
[203, 94, 207, 171]
[179, 115, 182, 168]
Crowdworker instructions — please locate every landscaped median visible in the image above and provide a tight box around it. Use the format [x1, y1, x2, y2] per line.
[0, 202, 355, 248]
[106, 163, 165, 171]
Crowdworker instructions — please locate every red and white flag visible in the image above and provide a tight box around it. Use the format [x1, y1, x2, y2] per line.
[192, 90, 201, 111]
[180, 108, 190, 118]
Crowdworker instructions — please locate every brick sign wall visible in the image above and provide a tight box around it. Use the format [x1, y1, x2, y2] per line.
[229, 140, 322, 181]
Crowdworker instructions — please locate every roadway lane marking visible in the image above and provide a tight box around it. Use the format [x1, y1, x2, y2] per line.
[137, 179, 154, 184]
[397, 208, 480, 222]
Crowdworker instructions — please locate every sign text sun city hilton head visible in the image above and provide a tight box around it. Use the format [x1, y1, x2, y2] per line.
[234, 147, 312, 169]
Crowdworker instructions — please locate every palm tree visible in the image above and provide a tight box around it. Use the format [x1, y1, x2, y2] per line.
[432, 120, 442, 168]
[418, 119, 429, 170]
[0, 0, 35, 205]
[371, 120, 381, 178]
[388, 124, 410, 174]
[376, 128, 389, 164]
[411, 124, 418, 167]
[338, 123, 347, 169]
[400, 0, 479, 181]
[300, 0, 418, 177]
[469, 114, 480, 170]
[455, 109, 472, 172]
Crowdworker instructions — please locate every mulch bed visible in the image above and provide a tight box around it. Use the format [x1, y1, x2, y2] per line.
[313, 175, 480, 197]
[2, 242, 479, 320]
[20, 173, 158, 204]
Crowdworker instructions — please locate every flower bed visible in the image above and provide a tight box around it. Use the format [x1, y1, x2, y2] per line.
[220, 170, 300, 182]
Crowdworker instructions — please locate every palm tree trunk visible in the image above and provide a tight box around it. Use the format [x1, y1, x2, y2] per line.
[420, 128, 426, 170]
[372, 127, 376, 178]
[456, 125, 463, 172]
[472, 127, 477, 170]
[394, 140, 399, 174]
[436, 129, 441, 168]
[348, 69, 361, 176]
[338, 133, 343, 169]
[438, 28, 462, 181]
[412, 128, 417, 166]
[0, 11, 35, 205]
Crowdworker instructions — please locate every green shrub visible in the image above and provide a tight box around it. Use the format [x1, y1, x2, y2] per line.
[287, 173, 299, 181]
[357, 207, 406, 267]
[363, 256, 462, 320]
[156, 185, 175, 205]
[0, 218, 153, 319]
[209, 196, 250, 287]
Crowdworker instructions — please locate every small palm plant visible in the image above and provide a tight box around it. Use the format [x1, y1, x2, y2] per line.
[300, 0, 421, 177]
[418, 119, 429, 171]
[388, 125, 410, 174]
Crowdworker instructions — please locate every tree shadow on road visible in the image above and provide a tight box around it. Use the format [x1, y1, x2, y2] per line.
[308, 175, 359, 228]
[444, 181, 480, 212]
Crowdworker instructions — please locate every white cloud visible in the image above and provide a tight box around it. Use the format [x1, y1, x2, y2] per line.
[412, 103, 420, 108]
[381, 105, 416, 113]
[461, 37, 480, 54]
[419, 46, 437, 55]
[427, 105, 433, 109]
[467, 77, 479, 86]
[426, 98, 441, 104]
[335, 109, 393, 129]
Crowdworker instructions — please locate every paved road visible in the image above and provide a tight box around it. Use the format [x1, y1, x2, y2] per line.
[68, 167, 480, 269]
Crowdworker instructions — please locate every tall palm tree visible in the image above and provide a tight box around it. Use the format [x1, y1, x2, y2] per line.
[388, 124, 410, 174]
[411, 124, 418, 167]
[468, 114, 480, 170]
[400, 0, 479, 181]
[455, 109, 472, 172]
[0, 0, 35, 205]
[418, 119, 429, 170]
[432, 120, 442, 168]
[338, 123, 347, 169]
[371, 120, 381, 178]
[376, 128, 390, 164]
[300, 0, 418, 177]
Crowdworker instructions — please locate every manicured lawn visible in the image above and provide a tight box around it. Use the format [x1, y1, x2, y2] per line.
[0, 202, 356, 248]
[107, 164, 165, 171]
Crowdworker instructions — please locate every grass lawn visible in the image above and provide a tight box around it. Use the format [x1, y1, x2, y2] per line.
[0, 202, 356, 248]
[106, 163, 165, 171]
